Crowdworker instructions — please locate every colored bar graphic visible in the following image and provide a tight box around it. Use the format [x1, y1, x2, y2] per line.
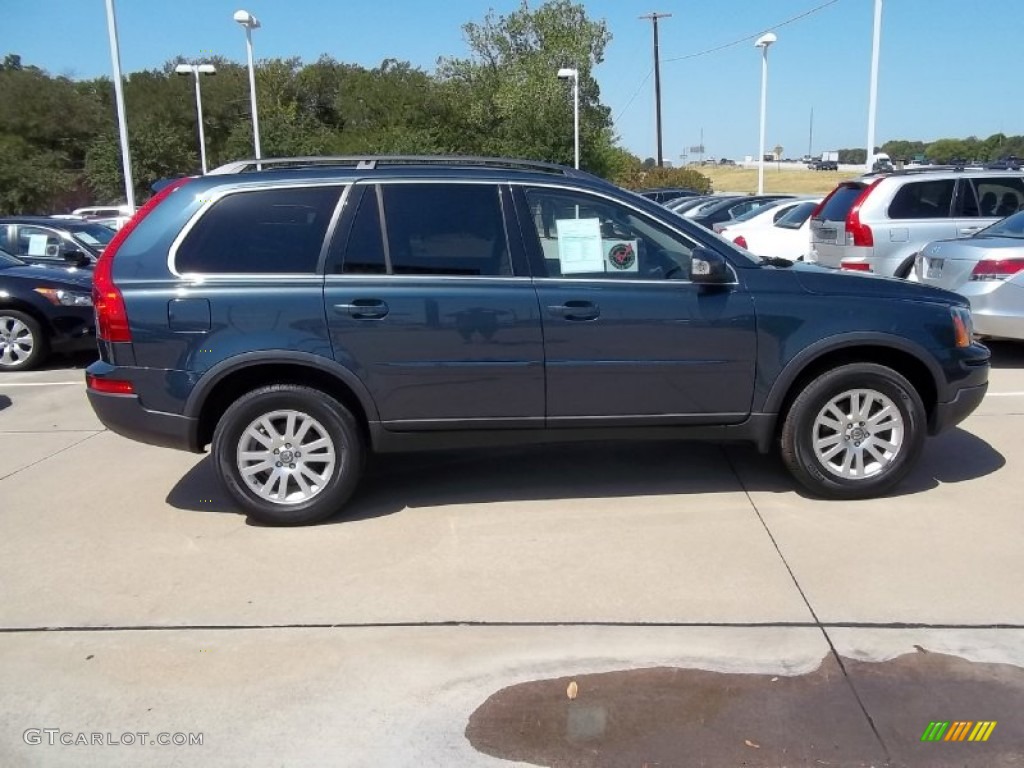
[921, 720, 996, 742]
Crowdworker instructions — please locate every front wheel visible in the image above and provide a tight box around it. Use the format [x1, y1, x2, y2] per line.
[780, 363, 926, 499]
[0, 310, 48, 371]
[213, 385, 365, 525]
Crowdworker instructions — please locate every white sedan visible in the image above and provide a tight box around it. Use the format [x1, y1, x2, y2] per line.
[720, 198, 821, 262]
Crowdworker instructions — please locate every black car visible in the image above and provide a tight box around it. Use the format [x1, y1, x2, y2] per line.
[637, 187, 703, 204]
[0, 248, 96, 371]
[84, 155, 988, 525]
[0, 217, 114, 268]
[688, 194, 794, 230]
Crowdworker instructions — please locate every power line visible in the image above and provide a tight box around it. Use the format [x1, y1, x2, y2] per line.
[662, 0, 843, 64]
[613, 0, 843, 122]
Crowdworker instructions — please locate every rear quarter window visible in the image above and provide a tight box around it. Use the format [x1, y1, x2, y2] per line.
[887, 179, 955, 220]
[175, 186, 341, 274]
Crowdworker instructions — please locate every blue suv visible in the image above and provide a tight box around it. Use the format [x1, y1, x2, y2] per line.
[85, 156, 990, 525]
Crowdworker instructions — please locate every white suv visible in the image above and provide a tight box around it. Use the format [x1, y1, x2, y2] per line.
[808, 169, 1024, 277]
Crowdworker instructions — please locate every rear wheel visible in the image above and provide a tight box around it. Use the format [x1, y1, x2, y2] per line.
[213, 385, 365, 525]
[780, 363, 926, 499]
[0, 310, 48, 371]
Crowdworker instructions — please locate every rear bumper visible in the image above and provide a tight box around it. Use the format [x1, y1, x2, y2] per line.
[929, 382, 988, 435]
[87, 389, 201, 452]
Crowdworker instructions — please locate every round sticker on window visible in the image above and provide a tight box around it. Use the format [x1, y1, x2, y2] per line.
[607, 242, 635, 270]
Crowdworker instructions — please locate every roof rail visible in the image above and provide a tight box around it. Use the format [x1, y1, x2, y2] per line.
[207, 155, 595, 179]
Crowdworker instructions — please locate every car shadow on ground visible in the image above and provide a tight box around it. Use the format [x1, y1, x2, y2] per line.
[0, 394, 10, 412]
[165, 427, 1004, 525]
[986, 340, 1024, 369]
[33, 350, 98, 372]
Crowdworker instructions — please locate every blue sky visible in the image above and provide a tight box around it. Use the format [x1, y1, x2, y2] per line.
[5, 0, 1021, 160]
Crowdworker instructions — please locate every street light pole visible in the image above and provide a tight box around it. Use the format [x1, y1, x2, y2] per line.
[176, 64, 216, 174]
[754, 32, 777, 196]
[103, 0, 135, 212]
[233, 10, 262, 168]
[865, 0, 883, 170]
[558, 68, 580, 169]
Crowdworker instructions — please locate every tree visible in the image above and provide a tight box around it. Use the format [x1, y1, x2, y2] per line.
[437, 1, 615, 172]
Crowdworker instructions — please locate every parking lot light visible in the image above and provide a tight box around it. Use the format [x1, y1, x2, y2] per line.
[557, 67, 580, 169]
[175, 63, 216, 174]
[754, 32, 777, 195]
[233, 9, 262, 168]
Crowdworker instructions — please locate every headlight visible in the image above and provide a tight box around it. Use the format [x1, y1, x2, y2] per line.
[950, 306, 974, 348]
[33, 287, 93, 307]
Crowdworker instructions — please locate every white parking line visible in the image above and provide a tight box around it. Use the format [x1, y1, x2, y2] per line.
[986, 392, 1024, 397]
[1, 381, 83, 387]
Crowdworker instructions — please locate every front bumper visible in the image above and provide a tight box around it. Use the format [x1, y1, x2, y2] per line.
[929, 382, 988, 435]
[87, 389, 201, 452]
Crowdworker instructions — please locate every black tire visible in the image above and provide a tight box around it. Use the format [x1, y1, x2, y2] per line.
[894, 253, 917, 279]
[0, 310, 49, 371]
[212, 384, 365, 525]
[780, 363, 926, 499]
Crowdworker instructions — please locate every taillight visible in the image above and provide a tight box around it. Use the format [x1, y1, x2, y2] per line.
[93, 177, 193, 342]
[841, 260, 872, 272]
[846, 179, 882, 248]
[970, 258, 1024, 281]
[733, 235, 748, 249]
[86, 375, 135, 395]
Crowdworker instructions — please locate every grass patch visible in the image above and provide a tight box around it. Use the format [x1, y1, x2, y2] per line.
[697, 166, 857, 196]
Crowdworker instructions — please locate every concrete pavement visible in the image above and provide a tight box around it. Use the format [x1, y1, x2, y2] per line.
[1, 344, 1023, 766]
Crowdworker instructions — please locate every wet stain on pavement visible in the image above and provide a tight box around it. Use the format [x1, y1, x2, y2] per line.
[465, 650, 1023, 767]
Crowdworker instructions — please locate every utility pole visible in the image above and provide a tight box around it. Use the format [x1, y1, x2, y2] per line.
[640, 12, 671, 167]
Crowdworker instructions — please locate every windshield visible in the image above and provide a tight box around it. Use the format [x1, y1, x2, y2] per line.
[977, 210, 1024, 239]
[776, 201, 819, 230]
[732, 201, 784, 223]
[0, 249, 25, 268]
[72, 224, 115, 247]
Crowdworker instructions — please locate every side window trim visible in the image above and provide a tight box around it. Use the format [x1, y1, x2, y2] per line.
[374, 185, 393, 274]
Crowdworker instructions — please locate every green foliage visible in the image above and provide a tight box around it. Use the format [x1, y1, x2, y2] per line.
[614, 163, 713, 194]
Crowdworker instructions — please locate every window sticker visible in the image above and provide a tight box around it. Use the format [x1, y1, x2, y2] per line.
[555, 217, 604, 274]
[604, 240, 639, 273]
[27, 234, 51, 257]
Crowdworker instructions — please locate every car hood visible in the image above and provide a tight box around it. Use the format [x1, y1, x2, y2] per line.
[1, 263, 94, 289]
[788, 261, 963, 306]
[923, 236, 1024, 258]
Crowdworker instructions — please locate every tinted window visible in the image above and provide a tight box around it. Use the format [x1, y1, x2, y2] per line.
[523, 187, 695, 280]
[815, 184, 866, 221]
[176, 186, 341, 273]
[887, 179, 955, 220]
[337, 187, 386, 274]
[0, 249, 22, 267]
[382, 184, 510, 276]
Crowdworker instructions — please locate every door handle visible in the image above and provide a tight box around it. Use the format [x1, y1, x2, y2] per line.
[334, 300, 389, 319]
[547, 301, 600, 321]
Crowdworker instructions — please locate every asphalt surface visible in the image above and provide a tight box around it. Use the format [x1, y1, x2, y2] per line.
[1, 344, 1023, 766]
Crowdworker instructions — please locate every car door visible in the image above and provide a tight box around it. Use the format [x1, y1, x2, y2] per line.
[513, 184, 757, 426]
[323, 182, 545, 430]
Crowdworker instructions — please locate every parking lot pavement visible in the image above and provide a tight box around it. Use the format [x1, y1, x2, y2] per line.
[1, 347, 1023, 765]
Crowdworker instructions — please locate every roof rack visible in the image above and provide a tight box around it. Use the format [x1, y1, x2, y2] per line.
[862, 165, 970, 177]
[207, 155, 594, 179]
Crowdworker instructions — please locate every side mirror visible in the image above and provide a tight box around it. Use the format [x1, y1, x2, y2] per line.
[690, 246, 731, 285]
[62, 249, 91, 268]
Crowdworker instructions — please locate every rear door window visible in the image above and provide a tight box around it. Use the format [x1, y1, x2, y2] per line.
[815, 184, 865, 222]
[887, 179, 955, 220]
[972, 177, 1024, 217]
[175, 186, 341, 274]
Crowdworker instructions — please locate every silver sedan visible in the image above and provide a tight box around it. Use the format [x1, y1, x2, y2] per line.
[915, 211, 1024, 340]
